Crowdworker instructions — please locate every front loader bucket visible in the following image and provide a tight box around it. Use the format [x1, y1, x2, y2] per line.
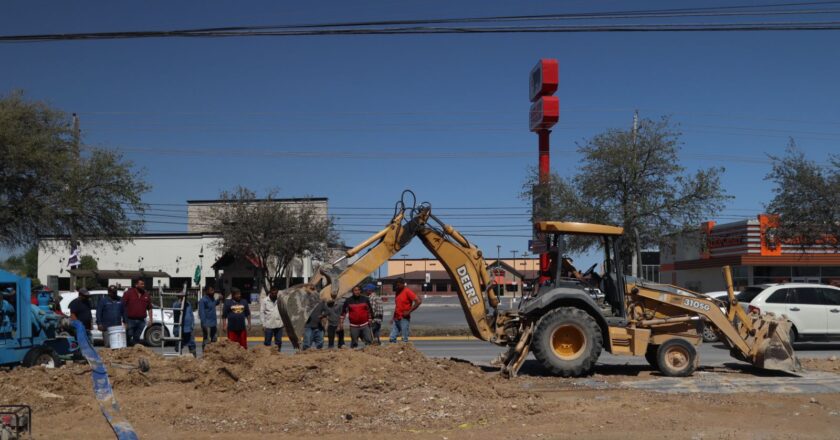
[750, 315, 801, 374]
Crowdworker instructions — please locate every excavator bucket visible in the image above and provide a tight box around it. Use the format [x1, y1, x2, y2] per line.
[748, 314, 801, 373]
[276, 282, 321, 350]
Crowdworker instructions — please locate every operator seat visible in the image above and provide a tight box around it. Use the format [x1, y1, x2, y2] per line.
[602, 272, 621, 313]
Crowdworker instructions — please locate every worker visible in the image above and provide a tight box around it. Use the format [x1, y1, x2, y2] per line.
[261, 286, 284, 352]
[222, 287, 251, 349]
[340, 285, 373, 348]
[389, 278, 422, 343]
[96, 286, 125, 348]
[172, 295, 197, 356]
[302, 300, 327, 350]
[69, 288, 94, 341]
[198, 286, 219, 351]
[364, 284, 384, 345]
[326, 296, 346, 349]
[123, 278, 153, 347]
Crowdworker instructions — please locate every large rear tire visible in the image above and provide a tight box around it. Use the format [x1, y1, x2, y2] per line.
[531, 307, 603, 377]
[657, 339, 697, 377]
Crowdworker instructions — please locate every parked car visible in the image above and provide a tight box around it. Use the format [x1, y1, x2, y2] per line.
[699, 291, 730, 342]
[738, 283, 840, 342]
[59, 290, 178, 346]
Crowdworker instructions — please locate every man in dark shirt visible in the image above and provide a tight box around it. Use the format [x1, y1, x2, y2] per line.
[222, 288, 251, 349]
[122, 278, 153, 347]
[303, 300, 327, 350]
[69, 288, 93, 342]
[96, 286, 125, 348]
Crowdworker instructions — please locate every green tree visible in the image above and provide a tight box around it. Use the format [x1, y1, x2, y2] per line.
[0, 91, 149, 249]
[523, 116, 729, 271]
[74, 255, 100, 289]
[766, 140, 840, 248]
[211, 187, 339, 292]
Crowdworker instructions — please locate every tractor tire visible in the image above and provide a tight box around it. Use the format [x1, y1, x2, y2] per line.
[644, 345, 659, 370]
[657, 339, 697, 377]
[143, 324, 164, 347]
[22, 348, 61, 368]
[531, 307, 603, 377]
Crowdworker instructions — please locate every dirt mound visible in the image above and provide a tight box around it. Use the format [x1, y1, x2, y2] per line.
[801, 357, 840, 373]
[0, 343, 538, 437]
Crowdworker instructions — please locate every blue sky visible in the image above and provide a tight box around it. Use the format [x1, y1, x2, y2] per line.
[3, 1, 839, 267]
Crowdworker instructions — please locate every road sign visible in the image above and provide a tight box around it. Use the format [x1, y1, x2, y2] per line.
[529, 96, 559, 132]
[529, 59, 559, 102]
[528, 239, 547, 254]
[425, 272, 431, 283]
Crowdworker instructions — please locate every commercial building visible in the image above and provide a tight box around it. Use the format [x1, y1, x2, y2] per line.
[660, 214, 840, 293]
[38, 197, 329, 293]
[381, 257, 539, 296]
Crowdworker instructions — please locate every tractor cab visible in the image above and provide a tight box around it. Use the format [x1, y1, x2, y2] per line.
[533, 221, 628, 318]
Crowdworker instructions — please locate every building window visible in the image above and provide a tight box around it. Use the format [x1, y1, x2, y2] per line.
[505, 284, 518, 292]
[435, 283, 448, 292]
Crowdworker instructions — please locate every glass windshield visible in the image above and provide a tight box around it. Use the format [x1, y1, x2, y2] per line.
[736, 286, 764, 303]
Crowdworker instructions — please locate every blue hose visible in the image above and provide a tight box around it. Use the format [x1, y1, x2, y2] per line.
[72, 320, 139, 440]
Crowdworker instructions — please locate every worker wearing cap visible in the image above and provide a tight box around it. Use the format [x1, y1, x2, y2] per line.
[69, 288, 94, 342]
[96, 286, 125, 348]
[364, 284, 383, 345]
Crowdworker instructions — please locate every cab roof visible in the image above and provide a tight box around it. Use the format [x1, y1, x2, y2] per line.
[535, 221, 624, 236]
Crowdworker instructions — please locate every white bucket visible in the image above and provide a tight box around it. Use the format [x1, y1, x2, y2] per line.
[107, 326, 127, 349]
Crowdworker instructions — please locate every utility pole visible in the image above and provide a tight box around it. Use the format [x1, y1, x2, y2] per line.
[630, 109, 640, 278]
[401, 254, 408, 277]
[511, 250, 518, 299]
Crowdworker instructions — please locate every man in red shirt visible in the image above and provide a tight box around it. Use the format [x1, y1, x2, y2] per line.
[389, 278, 422, 343]
[340, 286, 373, 348]
[122, 278, 153, 347]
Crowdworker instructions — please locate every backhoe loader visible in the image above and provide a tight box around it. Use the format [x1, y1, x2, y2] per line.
[276, 191, 800, 378]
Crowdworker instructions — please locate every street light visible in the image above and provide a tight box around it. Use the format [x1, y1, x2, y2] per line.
[401, 253, 408, 277]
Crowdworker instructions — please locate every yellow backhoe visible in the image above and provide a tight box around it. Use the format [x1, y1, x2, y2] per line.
[277, 191, 800, 378]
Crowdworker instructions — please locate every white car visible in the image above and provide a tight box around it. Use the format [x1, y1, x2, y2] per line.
[699, 291, 731, 343]
[738, 283, 840, 342]
[59, 290, 178, 346]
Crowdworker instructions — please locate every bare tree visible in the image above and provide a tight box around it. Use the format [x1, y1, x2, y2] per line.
[211, 186, 339, 292]
[523, 116, 730, 269]
[766, 140, 840, 249]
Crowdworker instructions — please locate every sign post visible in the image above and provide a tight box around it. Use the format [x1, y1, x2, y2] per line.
[528, 59, 559, 283]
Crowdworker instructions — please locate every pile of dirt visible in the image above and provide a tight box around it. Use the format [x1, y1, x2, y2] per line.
[0, 343, 538, 436]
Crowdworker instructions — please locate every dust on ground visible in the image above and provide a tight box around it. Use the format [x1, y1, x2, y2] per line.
[800, 356, 840, 373]
[2, 345, 840, 439]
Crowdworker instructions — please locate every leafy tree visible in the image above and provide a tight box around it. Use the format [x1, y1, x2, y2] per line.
[766, 140, 840, 249]
[74, 255, 100, 289]
[523, 116, 729, 272]
[0, 90, 149, 249]
[211, 186, 339, 292]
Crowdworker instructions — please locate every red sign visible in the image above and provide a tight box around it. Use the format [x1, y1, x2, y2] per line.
[529, 96, 559, 132]
[529, 59, 559, 102]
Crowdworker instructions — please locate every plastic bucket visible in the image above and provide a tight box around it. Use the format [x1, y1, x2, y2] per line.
[107, 326, 127, 349]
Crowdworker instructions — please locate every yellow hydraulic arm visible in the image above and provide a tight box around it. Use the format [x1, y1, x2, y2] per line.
[416, 217, 499, 341]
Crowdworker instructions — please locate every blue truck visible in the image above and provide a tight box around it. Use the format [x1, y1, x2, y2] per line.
[0, 269, 79, 367]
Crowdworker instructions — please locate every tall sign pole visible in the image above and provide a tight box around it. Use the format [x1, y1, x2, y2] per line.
[528, 59, 559, 282]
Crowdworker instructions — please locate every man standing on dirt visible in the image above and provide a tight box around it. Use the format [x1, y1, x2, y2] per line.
[123, 278, 153, 347]
[365, 284, 383, 345]
[326, 296, 346, 349]
[340, 286, 374, 348]
[303, 300, 327, 350]
[69, 288, 94, 341]
[261, 286, 284, 352]
[96, 286, 125, 348]
[222, 287, 251, 349]
[198, 286, 219, 351]
[389, 278, 421, 343]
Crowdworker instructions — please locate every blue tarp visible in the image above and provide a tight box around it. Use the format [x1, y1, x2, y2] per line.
[72, 320, 139, 440]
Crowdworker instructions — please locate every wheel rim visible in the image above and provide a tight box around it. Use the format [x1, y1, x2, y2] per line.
[664, 345, 690, 371]
[702, 325, 717, 341]
[35, 353, 55, 368]
[551, 324, 586, 360]
[150, 328, 162, 344]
